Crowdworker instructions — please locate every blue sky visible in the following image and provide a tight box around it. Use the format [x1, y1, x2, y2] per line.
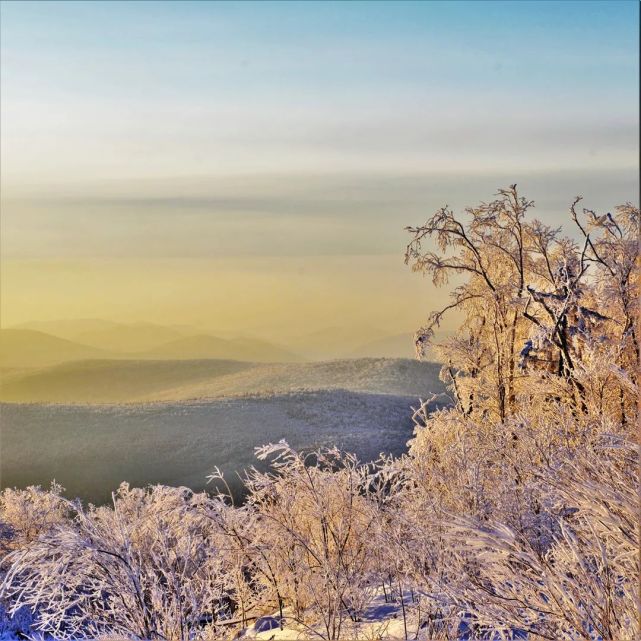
[2, 0, 638, 184]
[0, 1, 638, 331]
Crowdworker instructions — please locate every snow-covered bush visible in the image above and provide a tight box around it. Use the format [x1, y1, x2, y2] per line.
[1, 483, 237, 641]
[245, 443, 384, 640]
[0, 481, 70, 554]
[441, 436, 638, 640]
[0, 482, 72, 637]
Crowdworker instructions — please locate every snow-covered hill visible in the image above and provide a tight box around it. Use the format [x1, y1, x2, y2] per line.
[0, 357, 442, 404]
[1, 387, 445, 504]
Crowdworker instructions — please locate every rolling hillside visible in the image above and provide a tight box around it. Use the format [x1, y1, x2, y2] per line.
[0, 357, 443, 404]
[143, 357, 443, 402]
[0, 359, 254, 403]
[1, 357, 445, 503]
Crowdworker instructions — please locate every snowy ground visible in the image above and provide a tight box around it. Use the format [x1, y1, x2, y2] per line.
[1, 591, 527, 640]
[241, 592, 431, 640]
[236, 589, 526, 640]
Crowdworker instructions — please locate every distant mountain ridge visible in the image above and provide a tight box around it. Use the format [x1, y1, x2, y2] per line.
[13, 319, 122, 337]
[349, 332, 416, 359]
[0, 326, 299, 369]
[3, 320, 448, 369]
[285, 325, 390, 361]
[74, 324, 185, 352]
[0, 329, 110, 368]
[141, 334, 300, 363]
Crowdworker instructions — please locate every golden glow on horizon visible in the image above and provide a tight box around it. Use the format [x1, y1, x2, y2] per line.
[0, 255, 446, 339]
[1, 2, 637, 345]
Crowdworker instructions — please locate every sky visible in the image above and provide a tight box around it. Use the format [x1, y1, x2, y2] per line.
[1, 0, 639, 339]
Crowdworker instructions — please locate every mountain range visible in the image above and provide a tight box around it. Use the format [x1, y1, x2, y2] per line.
[1, 319, 440, 369]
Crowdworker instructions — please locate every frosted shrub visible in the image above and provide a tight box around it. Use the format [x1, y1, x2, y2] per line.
[245, 443, 384, 640]
[0, 481, 70, 554]
[439, 437, 638, 640]
[1, 483, 235, 641]
[0, 482, 71, 637]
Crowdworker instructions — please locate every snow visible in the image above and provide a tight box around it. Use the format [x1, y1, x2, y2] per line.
[229, 586, 465, 640]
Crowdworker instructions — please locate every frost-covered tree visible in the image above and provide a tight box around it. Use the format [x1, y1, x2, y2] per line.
[402, 187, 639, 639]
[404, 189, 638, 536]
[405, 186, 639, 424]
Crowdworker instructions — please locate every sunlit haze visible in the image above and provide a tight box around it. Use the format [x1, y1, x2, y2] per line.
[1, 1, 638, 344]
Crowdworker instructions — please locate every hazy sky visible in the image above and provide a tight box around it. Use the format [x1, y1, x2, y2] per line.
[1, 1, 638, 336]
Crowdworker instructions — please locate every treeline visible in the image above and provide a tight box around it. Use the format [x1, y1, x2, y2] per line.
[1, 187, 638, 640]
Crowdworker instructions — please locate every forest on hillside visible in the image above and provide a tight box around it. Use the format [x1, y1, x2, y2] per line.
[1, 187, 638, 640]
